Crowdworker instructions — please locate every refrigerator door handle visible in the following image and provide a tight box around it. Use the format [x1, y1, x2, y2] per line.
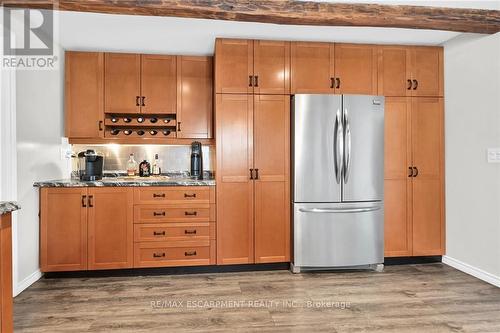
[334, 109, 343, 184]
[298, 207, 381, 214]
[343, 108, 352, 184]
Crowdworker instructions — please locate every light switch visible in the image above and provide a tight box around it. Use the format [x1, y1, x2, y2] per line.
[487, 148, 500, 163]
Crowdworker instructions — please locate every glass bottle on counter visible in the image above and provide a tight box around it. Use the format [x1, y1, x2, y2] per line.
[126, 153, 138, 176]
[152, 154, 161, 176]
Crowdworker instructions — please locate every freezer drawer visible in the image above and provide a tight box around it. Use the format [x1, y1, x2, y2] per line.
[293, 202, 384, 267]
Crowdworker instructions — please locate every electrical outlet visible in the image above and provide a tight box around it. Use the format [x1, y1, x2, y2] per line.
[60, 147, 73, 160]
[487, 148, 500, 163]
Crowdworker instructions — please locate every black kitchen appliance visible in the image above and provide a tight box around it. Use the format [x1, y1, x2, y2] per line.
[139, 160, 151, 177]
[77, 150, 103, 181]
[190, 141, 203, 180]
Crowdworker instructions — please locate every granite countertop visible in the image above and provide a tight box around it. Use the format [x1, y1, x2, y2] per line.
[0, 201, 20, 215]
[34, 176, 215, 188]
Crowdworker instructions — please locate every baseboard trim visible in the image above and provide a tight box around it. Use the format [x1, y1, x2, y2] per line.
[442, 255, 500, 288]
[14, 269, 43, 297]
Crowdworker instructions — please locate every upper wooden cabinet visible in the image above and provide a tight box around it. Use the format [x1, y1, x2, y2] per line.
[141, 55, 177, 114]
[177, 56, 213, 138]
[334, 43, 378, 95]
[104, 53, 142, 114]
[215, 38, 290, 94]
[65, 51, 104, 138]
[291, 42, 378, 94]
[290, 42, 334, 94]
[378, 46, 443, 97]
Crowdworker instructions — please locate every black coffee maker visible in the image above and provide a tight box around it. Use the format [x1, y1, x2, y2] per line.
[190, 142, 203, 180]
[78, 150, 104, 181]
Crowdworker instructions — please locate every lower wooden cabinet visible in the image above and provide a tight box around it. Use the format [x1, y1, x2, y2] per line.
[216, 94, 290, 265]
[40, 187, 133, 272]
[0, 212, 14, 332]
[384, 97, 444, 257]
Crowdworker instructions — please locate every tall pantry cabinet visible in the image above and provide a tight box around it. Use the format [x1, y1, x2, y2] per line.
[215, 39, 291, 264]
[380, 46, 445, 257]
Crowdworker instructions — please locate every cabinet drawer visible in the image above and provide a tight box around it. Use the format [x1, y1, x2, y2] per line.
[134, 223, 210, 242]
[134, 241, 210, 267]
[134, 187, 211, 204]
[134, 205, 211, 223]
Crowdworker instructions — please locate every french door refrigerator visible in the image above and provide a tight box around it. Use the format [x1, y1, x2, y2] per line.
[292, 94, 384, 272]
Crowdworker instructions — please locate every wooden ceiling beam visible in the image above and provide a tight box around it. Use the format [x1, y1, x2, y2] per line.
[4, 0, 500, 34]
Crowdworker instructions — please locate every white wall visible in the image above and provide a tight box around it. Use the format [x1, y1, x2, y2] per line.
[443, 33, 500, 286]
[15, 42, 71, 294]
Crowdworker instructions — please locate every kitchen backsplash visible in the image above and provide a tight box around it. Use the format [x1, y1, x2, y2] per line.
[71, 144, 214, 174]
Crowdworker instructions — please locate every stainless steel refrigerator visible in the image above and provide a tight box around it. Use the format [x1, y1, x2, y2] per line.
[292, 94, 384, 272]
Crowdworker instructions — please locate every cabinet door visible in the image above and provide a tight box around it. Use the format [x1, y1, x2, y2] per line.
[290, 42, 334, 94]
[104, 53, 141, 114]
[0, 213, 13, 333]
[141, 54, 177, 114]
[334, 43, 378, 95]
[254, 95, 290, 263]
[216, 94, 254, 264]
[378, 47, 411, 97]
[177, 56, 213, 138]
[411, 98, 444, 255]
[88, 188, 133, 270]
[253, 40, 290, 94]
[40, 188, 88, 272]
[384, 98, 412, 257]
[65, 51, 104, 138]
[411, 47, 443, 97]
[215, 39, 253, 94]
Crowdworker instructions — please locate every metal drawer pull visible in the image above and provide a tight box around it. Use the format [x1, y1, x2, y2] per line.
[153, 212, 166, 216]
[184, 193, 196, 198]
[153, 231, 166, 236]
[185, 229, 197, 235]
[185, 211, 198, 216]
[407, 79, 412, 90]
[153, 193, 165, 198]
[82, 195, 87, 208]
[185, 251, 197, 256]
[153, 252, 165, 258]
[299, 207, 381, 214]
[88, 195, 94, 208]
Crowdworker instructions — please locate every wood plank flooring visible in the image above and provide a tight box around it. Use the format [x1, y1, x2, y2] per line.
[14, 264, 500, 332]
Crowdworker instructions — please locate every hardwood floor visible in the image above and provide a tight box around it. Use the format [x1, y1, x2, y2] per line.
[14, 264, 500, 332]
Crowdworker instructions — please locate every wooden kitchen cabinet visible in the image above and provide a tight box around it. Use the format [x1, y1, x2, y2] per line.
[177, 56, 213, 138]
[334, 43, 378, 95]
[104, 53, 141, 114]
[384, 97, 444, 257]
[253, 95, 290, 263]
[65, 51, 105, 139]
[88, 188, 134, 270]
[216, 94, 255, 264]
[378, 46, 443, 97]
[215, 38, 290, 95]
[141, 55, 177, 114]
[0, 213, 13, 332]
[40, 188, 88, 272]
[291, 41, 334, 94]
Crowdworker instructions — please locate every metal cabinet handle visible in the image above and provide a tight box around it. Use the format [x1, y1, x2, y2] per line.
[184, 211, 197, 216]
[255, 168, 259, 180]
[88, 195, 94, 208]
[336, 77, 341, 89]
[185, 229, 197, 235]
[136, 96, 140, 106]
[249, 75, 253, 87]
[330, 77, 335, 89]
[153, 193, 165, 198]
[98, 121, 103, 131]
[412, 79, 418, 90]
[153, 231, 166, 236]
[185, 251, 197, 256]
[141, 96, 146, 106]
[153, 252, 165, 258]
[177, 122, 181, 132]
[82, 195, 87, 208]
[184, 193, 196, 198]
[249, 168, 254, 180]
[153, 212, 166, 216]
[299, 207, 381, 214]
[254, 75, 259, 87]
[413, 167, 419, 177]
[407, 79, 412, 90]
[408, 166, 413, 177]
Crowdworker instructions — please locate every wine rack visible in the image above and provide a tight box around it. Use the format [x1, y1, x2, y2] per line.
[104, 114, 177, 139]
